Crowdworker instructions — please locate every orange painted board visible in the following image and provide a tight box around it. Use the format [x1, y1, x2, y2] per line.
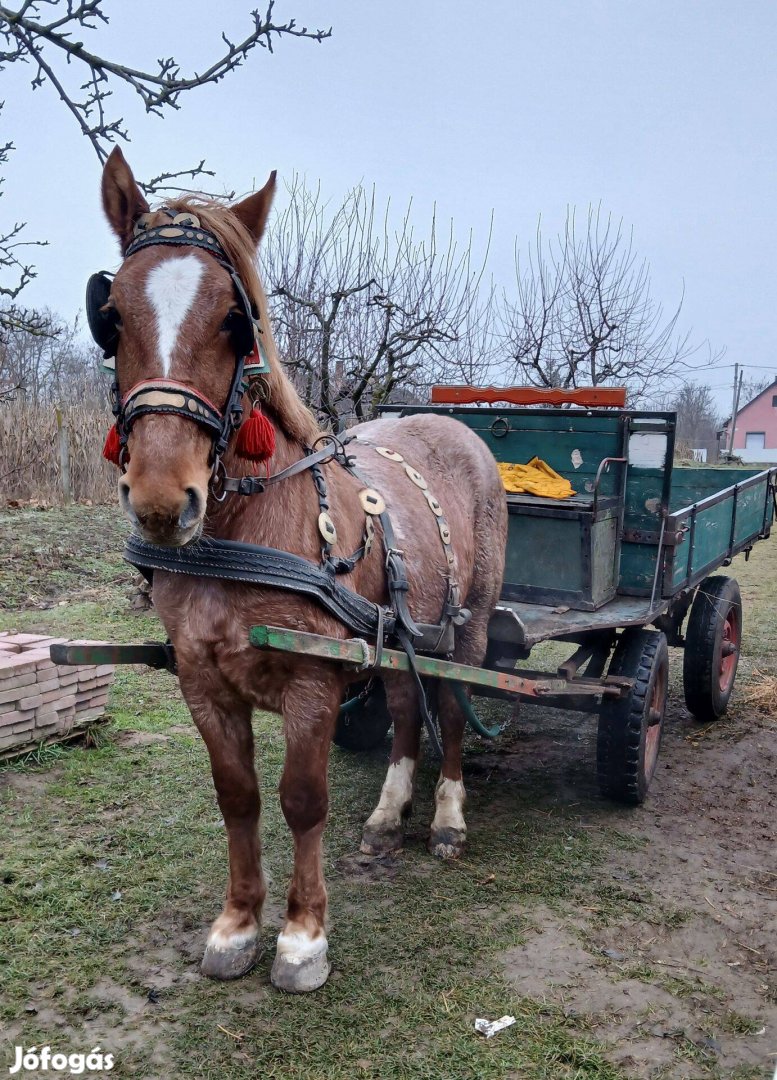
[430, 385, 628, 408]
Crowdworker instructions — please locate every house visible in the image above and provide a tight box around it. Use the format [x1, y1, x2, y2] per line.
[722, 378, 777, 464]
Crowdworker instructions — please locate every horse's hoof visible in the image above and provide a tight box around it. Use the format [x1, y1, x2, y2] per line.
[271, 942, 330, 993]
[428, 827, 466, 860]
[360, 823, 403, 855]
[201, 937, 260, 981]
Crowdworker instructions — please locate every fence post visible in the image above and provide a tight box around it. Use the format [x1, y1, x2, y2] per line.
[55, 407, 71, 504]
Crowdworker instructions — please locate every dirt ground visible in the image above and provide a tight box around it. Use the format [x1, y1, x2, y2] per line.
[470, 694, 776, 1078]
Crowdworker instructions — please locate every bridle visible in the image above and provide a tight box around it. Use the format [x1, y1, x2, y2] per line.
[86, 210, 271, 481]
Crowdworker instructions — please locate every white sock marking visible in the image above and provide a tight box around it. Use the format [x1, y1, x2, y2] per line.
[207, 926, 258, 952]
[145, 254, 205, 375]
[432, 776, 466, 834]
[276, 928, 328, 964]
[365, 756, 415, 830]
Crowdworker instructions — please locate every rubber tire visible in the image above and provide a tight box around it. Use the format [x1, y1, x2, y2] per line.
[683, 575, 742, 723]
[597, 629, 669, 806]
[333, 679, 392, 752]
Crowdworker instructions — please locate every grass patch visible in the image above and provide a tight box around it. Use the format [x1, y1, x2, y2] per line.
[1, 503, 775, 1079]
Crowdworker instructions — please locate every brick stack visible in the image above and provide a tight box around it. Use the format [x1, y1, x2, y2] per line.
[0, 633, 115, 757]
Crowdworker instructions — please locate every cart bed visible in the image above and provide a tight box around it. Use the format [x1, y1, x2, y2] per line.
[489, 595, 664, 649]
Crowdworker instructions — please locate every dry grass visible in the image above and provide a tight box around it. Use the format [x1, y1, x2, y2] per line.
[739, 669, 777, 717]
[0, 401, 115, 504]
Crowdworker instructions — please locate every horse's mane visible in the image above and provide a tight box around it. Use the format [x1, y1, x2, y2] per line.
[165, 195, 320, 446]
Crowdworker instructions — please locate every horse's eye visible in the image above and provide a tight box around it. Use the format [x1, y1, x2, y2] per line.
[101, 304, 122, 330]
[221, 311, 240, 333]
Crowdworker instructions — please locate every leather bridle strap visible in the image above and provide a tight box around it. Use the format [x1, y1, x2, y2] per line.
[121, 379, 225, 441]
[219, 435, 356, 496]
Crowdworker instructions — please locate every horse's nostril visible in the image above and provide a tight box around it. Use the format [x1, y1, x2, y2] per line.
[118, 480, 135, 518]
[179, 487, 203, 530]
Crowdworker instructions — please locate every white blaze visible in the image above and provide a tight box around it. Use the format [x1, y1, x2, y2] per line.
[145, 254, 204, 375]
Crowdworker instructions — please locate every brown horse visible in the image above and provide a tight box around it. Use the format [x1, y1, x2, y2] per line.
[98, 148, 507, 992]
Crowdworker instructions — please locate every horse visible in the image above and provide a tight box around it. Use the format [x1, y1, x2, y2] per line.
[95, 147, 507, 993]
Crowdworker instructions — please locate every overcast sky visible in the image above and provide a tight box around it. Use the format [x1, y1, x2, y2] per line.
[4, 0, 776, 412]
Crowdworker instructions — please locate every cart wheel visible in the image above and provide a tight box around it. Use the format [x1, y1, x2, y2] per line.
[683, 575, 742, 722]
[333, 679, 393, 751]
[597, 629, 669, 805]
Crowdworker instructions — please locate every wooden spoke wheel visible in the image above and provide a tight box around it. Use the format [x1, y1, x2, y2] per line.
[333, 678, 393, 752]
[683, 575, 742, 723]
[597, 629, 669, 805]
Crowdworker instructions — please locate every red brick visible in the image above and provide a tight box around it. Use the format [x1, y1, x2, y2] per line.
[0, 709, 35, 727]
[7, 633, 51, 647]
[0, 730, 30, 749]
[75, 707, 106, 721]
[0, 674, 37, 702]
[0, 654, 39, 677]
[34, 678, 60, 695]
[40, 687, 72, 704]
[17, 695, 43, 710]
[50, 695, 77, 712]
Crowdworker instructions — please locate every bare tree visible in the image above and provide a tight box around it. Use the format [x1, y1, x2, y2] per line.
[0, 1, 330, 332]
[0, 104, 51, 338]
[263, 177, 495, 428]
[0, 307, 101, 402]
[738, 374, 772, 408]
[669, 382, 720, 451]
[500, 205, 716, 402]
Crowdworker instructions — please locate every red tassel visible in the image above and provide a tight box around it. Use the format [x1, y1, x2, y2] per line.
[102, 423, 122, 466]
[235, 406, 276, 463]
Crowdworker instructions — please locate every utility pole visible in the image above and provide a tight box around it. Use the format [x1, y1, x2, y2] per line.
[727, 363, 739, 455]
[729, 368, 743, 458]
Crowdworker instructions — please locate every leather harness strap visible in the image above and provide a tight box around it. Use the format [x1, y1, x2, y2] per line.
[126, 534, 393, 641]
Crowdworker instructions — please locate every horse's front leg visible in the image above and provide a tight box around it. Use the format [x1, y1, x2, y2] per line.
[180, 675, 264, 980]
[272, 671, 341, 993]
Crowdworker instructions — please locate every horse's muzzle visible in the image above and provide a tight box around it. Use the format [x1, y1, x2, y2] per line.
[118, 479, 205, 548]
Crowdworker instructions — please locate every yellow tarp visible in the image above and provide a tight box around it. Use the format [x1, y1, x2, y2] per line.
[498, 457, 576, 500]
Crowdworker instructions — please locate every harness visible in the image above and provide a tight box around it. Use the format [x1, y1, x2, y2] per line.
[87, 210, 467, 751]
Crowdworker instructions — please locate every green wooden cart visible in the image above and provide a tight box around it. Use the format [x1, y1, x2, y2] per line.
[322, 386, 777, 804]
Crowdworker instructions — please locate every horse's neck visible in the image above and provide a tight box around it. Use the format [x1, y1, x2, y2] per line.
[204, 424, 359, 557]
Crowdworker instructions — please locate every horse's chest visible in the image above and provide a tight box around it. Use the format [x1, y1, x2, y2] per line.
[153, 579, 298, 713]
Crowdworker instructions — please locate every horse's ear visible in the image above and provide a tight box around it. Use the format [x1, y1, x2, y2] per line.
[101, 147, 150, 251]
[232, 172, 277, 245]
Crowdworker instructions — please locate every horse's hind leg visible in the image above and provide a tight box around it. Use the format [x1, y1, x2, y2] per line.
[429, 681, 468, 859]
[360, 676, 420, 855]
[181, 679, 264, 980]
[429, 606, 495, 859]
[272, 668, 341, 993]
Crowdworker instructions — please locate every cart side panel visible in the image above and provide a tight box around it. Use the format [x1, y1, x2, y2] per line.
[669, 466, 763, 511]
[669, 469, 775, 592]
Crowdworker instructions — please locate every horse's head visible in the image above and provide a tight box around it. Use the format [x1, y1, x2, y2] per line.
[98, 148, 276, 546]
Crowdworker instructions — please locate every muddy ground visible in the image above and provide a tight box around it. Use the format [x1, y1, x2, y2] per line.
[469, 696, 776, 1077]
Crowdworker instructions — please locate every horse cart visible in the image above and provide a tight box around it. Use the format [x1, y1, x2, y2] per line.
[53, 386, 776, 806]
[288, 385, 777, 804]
